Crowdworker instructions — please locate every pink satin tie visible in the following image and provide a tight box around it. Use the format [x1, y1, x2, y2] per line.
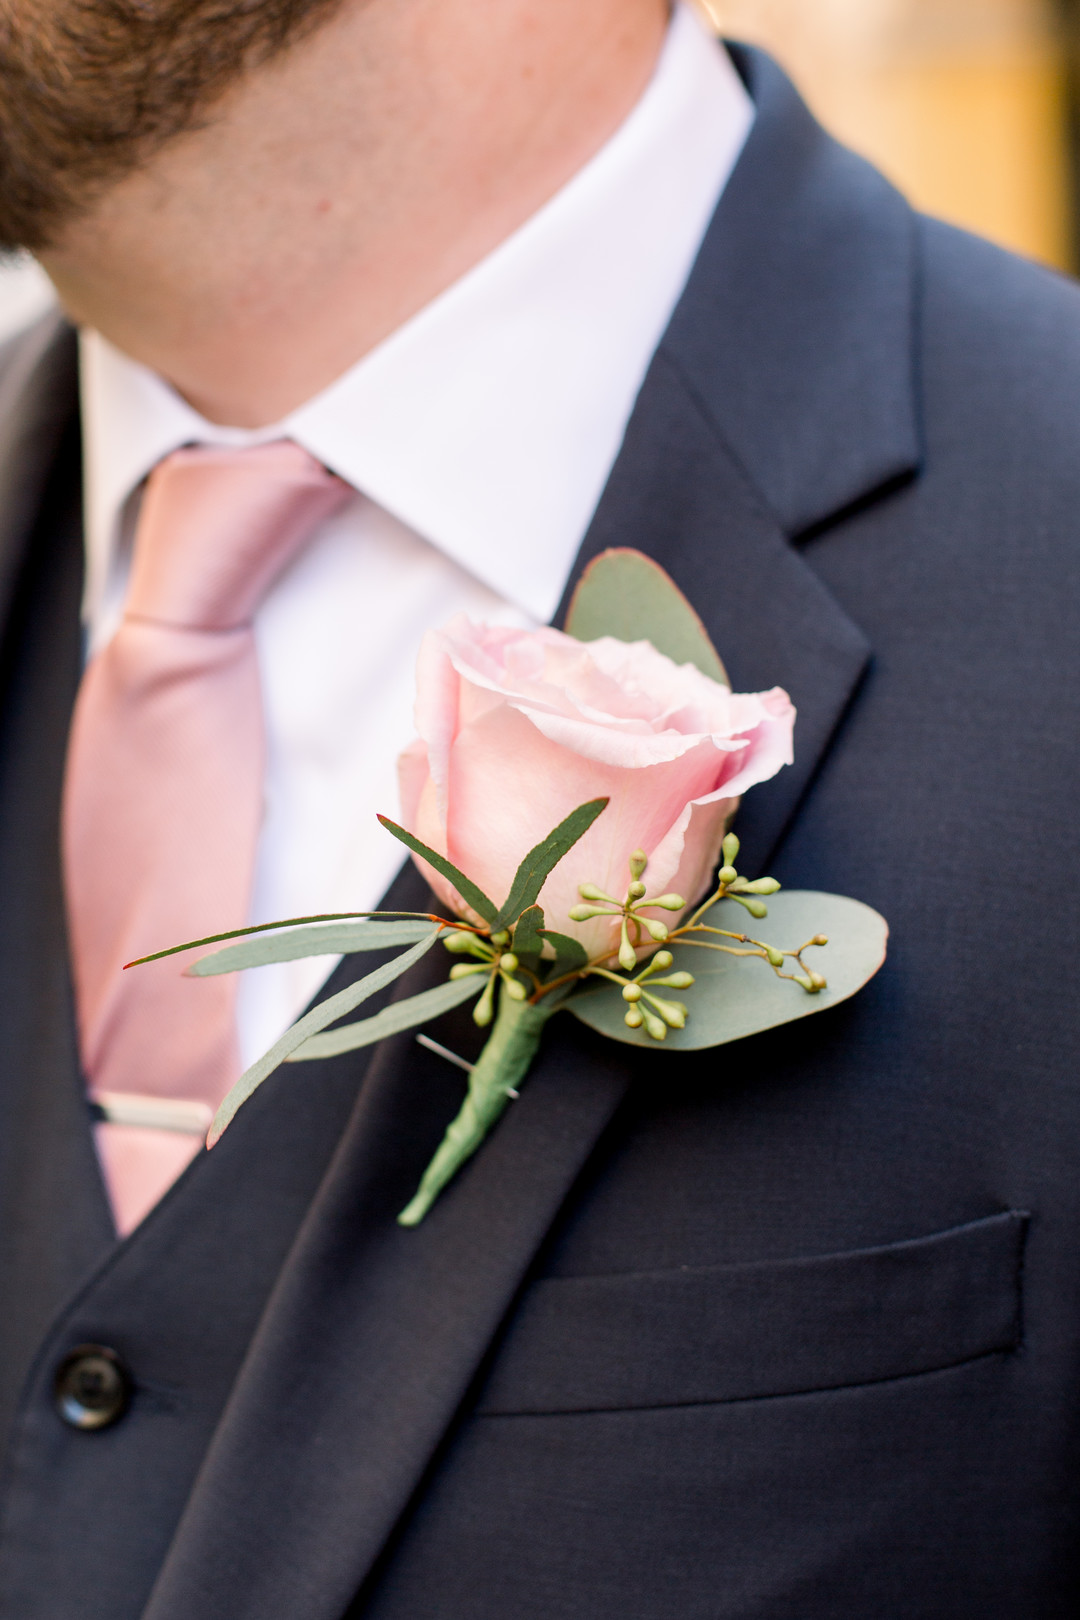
[63, 441, 351, 1235]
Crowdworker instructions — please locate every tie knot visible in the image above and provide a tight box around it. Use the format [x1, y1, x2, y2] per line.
[125, 440, 352, 631]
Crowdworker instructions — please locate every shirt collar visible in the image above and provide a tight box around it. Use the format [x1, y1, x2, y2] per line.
[79, 3, 752, 632]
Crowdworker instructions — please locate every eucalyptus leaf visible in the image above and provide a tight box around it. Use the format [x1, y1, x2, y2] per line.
[287, 973, 483, 1061]
[492, 798, 608, 930]
[568, 891, 887, 1051]
[190, 919, 436, 977]
[377, 815, 498, 925]
[207, 928, 439, 1145]
[126, 909, 438, 968]
[511, 905, 545, 960]
[539, 930, 589, 976]
[564, 549, 729, 686]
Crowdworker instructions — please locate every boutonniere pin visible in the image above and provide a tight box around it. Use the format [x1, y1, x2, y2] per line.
[134, 550, 888, 1224]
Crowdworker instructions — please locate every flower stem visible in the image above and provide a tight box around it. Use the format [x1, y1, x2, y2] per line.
[397, 991, 555, 1226]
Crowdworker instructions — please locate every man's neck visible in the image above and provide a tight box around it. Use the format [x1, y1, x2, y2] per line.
[40, 0, 671, 428]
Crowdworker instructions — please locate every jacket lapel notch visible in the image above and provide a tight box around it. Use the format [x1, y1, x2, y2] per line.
[675, 43, 922, 540]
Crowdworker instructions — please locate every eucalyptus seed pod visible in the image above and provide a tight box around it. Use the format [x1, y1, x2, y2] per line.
[449, 961, 489, 980]
[641, 1007, 668, 1041]
[569, 904, 613, 922]
[644, 995, 687, 1029]
[649, 971, 695, 990]
[473, 974, 497, 1026]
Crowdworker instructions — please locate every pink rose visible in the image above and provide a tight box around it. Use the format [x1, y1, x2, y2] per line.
[398, 617, 795, 960]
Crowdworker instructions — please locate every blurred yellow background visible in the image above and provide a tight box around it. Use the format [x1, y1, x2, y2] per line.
[694, 0, 1072, 269]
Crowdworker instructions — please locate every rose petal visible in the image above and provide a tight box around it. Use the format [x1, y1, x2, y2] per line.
[397, 616, 796, 953]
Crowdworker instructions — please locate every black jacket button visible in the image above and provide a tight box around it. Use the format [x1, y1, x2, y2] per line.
[53, 1346, 132, 1431]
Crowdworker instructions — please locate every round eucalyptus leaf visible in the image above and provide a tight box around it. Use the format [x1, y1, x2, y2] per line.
[567, 890, 888, 1051]
[564, 549, 729, 686]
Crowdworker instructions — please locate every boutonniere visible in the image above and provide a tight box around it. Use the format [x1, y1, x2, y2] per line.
[135, 550, 888, 1224]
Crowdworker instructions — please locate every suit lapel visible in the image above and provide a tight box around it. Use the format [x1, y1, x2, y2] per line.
[142, 46, 922, 1620]
[0, 315, 118, 1438]
[561, 43, 920, 870]
[568, 346, 871, 873]
[143, 918, 627, 1620]
[665, 43, 920, 540]
[0, 313, 81, 622]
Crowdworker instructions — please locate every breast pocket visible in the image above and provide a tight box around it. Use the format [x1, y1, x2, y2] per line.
[477, 1210, 1029, 1414]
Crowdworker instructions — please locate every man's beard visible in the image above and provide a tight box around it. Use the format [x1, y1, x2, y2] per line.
[0, 0, 345, 253]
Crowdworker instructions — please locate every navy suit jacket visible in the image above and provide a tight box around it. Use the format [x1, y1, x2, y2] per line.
[0, 44, 1078, 1619]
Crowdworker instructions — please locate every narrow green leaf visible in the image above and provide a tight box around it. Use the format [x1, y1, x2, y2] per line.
[492, 798, 609, 930]
[511, 905, 545, 960]
[125, 909, 441, 968]
[190, 919, 436, 977]
[538, 930, 589, 976]
[564, 548, 729, 686]
[569, 891, 888, 1050]
[287, 974, 483, 1061]
[206, 929, 439, 1146]
[377, 815, 499, 925]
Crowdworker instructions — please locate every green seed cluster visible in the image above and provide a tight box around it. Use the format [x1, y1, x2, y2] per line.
[618, 948, 695, 1039]
[568, 846, 686, 974]
[446, 927, 529, 1026]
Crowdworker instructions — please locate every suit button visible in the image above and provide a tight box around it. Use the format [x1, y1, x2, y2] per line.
[53, 1345, 132, 1431]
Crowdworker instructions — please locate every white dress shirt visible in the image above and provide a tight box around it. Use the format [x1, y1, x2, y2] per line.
[78, 3, 753, 1069]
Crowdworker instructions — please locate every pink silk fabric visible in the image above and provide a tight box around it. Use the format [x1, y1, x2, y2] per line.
[63, 441, 351, 1235]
